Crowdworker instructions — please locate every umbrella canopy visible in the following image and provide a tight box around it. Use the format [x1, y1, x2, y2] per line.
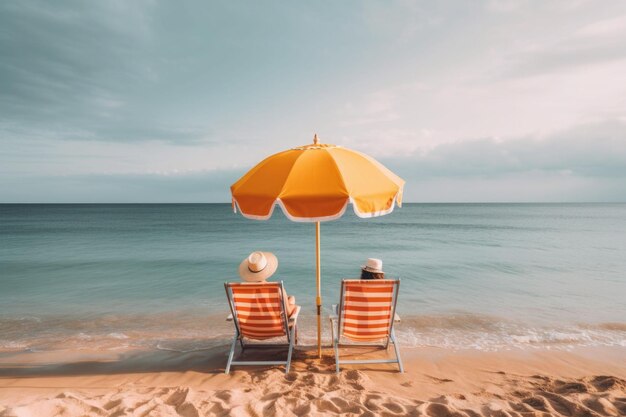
[230, 135, 405, 356]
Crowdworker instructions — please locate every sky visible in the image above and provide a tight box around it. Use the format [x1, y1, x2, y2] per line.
[1, 0, 626, 203]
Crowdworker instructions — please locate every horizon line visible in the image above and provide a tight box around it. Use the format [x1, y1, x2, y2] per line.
[1, 202, 625, 205]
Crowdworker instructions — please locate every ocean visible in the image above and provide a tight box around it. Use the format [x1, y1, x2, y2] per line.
[1, 203, 625, 355]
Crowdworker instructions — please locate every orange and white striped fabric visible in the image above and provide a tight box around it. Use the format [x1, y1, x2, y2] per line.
[227, 282, 287, 340]
[340, 280, 397, 341]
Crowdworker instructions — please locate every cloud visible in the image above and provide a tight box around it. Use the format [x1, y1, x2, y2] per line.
[0, 2, 158, 137]
[0, 122, 214, 146]
[2, 1, 626, 202]
[0, 1, 218, 145]
[371, 120, 626, 202]
[338, 89, 401, 127]
[382, 120, 626, 179]
[398, 173, 625, 203]
[330, 51, 626, 158]
[0, 169, 245, 203]
[2, 120, 625, 203]
[499, 15, 626, 79]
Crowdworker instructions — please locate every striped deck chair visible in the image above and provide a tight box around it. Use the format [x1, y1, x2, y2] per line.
[224, 281, 300, 374]
[329, 279, 403, 373]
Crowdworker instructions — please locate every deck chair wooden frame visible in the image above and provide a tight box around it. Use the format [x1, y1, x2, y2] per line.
[329, 279, 403, 373]
[224, 281, 300, 374]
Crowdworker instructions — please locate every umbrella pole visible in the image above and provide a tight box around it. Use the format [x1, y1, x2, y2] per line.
[316, 221, 322, 358]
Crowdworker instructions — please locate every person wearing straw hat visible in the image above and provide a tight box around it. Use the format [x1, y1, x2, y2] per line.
[360, 258, 386, 280]
[239, 251, 297, 316]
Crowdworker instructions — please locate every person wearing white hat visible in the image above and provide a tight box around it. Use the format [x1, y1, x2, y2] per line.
[360, 258, 386, 280]
[239, 251, 297, 316]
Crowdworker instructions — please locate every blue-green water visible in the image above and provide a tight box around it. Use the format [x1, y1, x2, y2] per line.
[1, 203, 625, 353]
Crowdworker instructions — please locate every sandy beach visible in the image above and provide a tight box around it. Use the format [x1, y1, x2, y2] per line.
[1, 345, 625, 416]
[3, 0, 626, 415]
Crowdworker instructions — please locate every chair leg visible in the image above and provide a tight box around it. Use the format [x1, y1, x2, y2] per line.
[225, 334, 238, 374]
[330, 318, 341, 373]
[334, 337, 341, 373]
[391, 328, 404, 373]
[286, 324, 297, 374]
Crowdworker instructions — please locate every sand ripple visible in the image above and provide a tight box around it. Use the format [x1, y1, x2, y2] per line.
[2, 362, 625, 417]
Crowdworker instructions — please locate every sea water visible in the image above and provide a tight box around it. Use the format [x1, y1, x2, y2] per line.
[1, 203, 625, 354]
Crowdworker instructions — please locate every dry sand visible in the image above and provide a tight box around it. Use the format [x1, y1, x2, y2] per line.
[1, 345, 625, 416]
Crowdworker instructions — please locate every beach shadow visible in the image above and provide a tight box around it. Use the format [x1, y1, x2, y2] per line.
[0, 345, 232, 378]
[0, 344, 359, 378]
[0, 341, 408, 378]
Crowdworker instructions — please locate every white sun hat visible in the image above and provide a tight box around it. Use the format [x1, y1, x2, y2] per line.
[361, 258, 384, 274]
[238, 251, 278, 282]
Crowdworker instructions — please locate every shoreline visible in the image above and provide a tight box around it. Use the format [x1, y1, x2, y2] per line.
[1, 345, 625, 416]
[3, 310, 625, 356]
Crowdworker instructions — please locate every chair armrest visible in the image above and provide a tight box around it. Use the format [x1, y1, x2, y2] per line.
[289, 306, 301, 323]
[329, 304, 338, 321]
[226, 313, 233, 321]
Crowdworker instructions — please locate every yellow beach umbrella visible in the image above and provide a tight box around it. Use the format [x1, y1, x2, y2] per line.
[230, 134, 405, 356]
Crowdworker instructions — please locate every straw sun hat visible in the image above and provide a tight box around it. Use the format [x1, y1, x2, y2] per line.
[239, 251, 278, 282]
[361, 258, 384, 274]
